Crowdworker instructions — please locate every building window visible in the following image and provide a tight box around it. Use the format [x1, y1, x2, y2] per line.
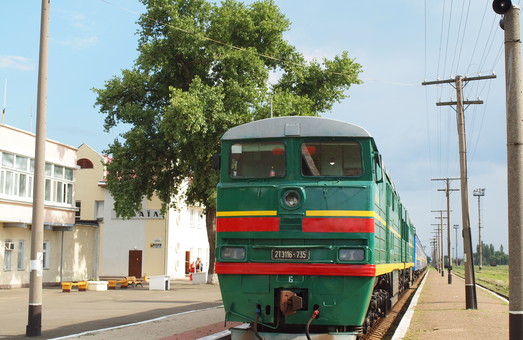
[0, 152, 74, 205]
[17, 240, 25, 271]
[76, 201, 81, 220]
[15, 155, 28, 171]
[3, 240, 13, 271]
[42, 241, 50, 270]
[189, 209, 196, 228]
[1, 153, 14, 167]
[95, 201, 104, 220]
[44, 163, 75, 205]
[45, 179, 51, 201]
[77, 158, 94, 169]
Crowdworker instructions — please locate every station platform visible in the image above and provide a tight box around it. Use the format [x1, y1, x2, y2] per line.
[0, 279, 226, 339]
[394, 268, 509, 340]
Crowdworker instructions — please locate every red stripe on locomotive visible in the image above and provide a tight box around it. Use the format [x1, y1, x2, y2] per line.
[216, 217, 280, 232]
[302, 217, 375, 233]
[216, 262, 376, 277]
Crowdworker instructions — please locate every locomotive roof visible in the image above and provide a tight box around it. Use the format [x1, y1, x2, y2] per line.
[222, 116, 372, 140]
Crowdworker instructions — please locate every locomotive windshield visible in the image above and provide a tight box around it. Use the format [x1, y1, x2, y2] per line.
[229, 142, 286, 178]
[301, 142, 362, 177]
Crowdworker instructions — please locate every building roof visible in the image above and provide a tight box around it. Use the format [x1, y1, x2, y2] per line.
[0, 124, 78, 151]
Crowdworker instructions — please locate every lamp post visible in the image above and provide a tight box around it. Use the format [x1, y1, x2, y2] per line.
[473, 188, 486, 270]
[454, 224, 460, 265]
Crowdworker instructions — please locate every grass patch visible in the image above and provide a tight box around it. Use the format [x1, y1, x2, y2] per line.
[452, 265, 508, 297]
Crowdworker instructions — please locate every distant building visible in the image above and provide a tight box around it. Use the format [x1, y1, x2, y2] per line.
[0, 127, 209, 289]
[0, 124, 83, 288]
[76, 144, 209, 280]
[74, 144, 107, 280]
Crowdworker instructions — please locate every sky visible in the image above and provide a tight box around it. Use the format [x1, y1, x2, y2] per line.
[1, 0, 516, 256]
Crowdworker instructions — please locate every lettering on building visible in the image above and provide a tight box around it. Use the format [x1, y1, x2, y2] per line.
[112, 209, 164, 220]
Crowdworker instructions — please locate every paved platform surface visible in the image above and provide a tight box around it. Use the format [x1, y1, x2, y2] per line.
[0, 279, 226, 339]
[399, 269, 509, 340]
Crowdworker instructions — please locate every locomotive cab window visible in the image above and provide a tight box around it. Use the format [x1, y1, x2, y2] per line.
[301, 142, 362, 177]
[229, 142, 286, 178]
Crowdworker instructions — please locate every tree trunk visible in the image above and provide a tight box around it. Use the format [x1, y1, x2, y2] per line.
[206, 205, 217, 284]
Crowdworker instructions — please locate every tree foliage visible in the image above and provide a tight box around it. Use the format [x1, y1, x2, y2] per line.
[93, 0, 362, 280]
[474, 243, 508, 266]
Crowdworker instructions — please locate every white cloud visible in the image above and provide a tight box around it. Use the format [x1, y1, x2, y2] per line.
[53, 36, 99, 50]
[71, 13, 90, 31]
[56, 9, 91, 32]
[53, 9, 98, 50]
[0, 56, 33, 71]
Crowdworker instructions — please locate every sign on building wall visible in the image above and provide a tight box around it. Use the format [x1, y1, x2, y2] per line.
[112, 209, 164, 220]
[150, 239, 162, 248]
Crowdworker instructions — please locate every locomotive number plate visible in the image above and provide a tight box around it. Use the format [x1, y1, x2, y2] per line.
[271, 249, 310, 260]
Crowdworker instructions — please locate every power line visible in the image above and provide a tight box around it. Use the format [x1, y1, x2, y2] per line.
[453, 0, 473, 75]
[442, 0, 454, 78]
[465, 0, 490, 76]
[449, 0, 467, 76]
[423, 74, 496, 309]
[437, 0, 448, 79]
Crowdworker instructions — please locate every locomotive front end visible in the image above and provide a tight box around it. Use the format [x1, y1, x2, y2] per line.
[215, 117, 381, 335]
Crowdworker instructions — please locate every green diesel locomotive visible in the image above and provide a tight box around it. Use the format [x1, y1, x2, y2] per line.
[215, 116, 419, 339]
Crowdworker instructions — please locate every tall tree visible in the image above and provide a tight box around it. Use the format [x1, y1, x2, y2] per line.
[94, 0, 362, 283]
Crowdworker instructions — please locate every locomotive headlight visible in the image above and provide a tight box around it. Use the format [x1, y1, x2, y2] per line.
[339, 248, 365, 262]
[221, 247, 246, 260]
[283, 190, 301, 208]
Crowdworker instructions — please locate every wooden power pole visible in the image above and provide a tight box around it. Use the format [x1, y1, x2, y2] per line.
[432, 210, 447, 277]
[423, 73, 495, 309]
[432, 178, 459, 284]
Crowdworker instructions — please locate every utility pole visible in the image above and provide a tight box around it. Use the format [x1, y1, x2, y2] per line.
[431, 238, 436, 269]
[26, 0, 49, 336]
[423, 74, 495, 309]
[473, 188, 486, 270]
[432, 210, 447, 277]
[431, 231, 440, 272]
[454, 224, 460, 265]
[433, 178, 459, 283]
[492, 2, 523, 338]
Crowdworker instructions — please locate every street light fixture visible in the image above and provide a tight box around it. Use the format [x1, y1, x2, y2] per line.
[473, 188, 486, 270]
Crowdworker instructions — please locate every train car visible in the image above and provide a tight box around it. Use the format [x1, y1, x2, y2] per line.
[215, 116, 419, 339]
[413, 234, 428, 279]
